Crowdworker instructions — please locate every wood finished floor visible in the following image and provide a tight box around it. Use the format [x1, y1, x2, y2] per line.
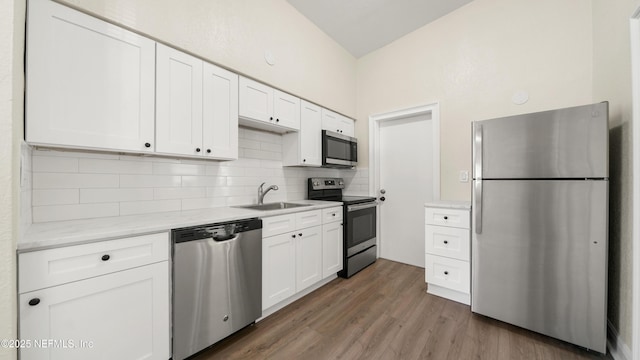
[193, 259, 610, 360]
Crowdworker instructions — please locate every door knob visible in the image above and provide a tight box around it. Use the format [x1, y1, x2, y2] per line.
[380, 189, 386, 194]
[380, 197, 386, 201]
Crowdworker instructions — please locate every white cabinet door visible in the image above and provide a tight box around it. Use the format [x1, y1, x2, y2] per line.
[19, 262, 170, 360]
[322, 221, 343, 278]
[26, 0, 155, 153]
[295, 225, 323, 292]
[337, 114, 355, 137]
[273, 89, 300, 130]
[262, 232, 296, 310]
[300, 100, 322, 166]
[156, 44, 203, 156]
[239, 77, 273, 123]
[321, 108, 340, 134]
[203, 62, 239, 159]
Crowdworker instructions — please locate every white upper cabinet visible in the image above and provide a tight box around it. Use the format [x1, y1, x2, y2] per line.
[239, 76, 300, 132]
[156, 44, 238, 159]
[156, 44, 203, 156]
[282, 100, 322, 167]
[26, 0, 156, 152]
[202, 62, 239, 159]
[321, 108, 355, 137]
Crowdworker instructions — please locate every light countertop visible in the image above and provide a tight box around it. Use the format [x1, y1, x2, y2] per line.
[19, 200, 342, 252]
[424, 200, 471, 210]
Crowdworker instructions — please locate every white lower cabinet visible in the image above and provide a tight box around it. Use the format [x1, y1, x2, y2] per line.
[18, 233, 170, 360]
[322, 206, 343, 278]
[295, 226, 323, 291]
[262, 232, 296, 309]
[263, 209, 340, 311]
[424, 203, 471, 305]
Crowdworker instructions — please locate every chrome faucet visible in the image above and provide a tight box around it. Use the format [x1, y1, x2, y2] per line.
[258, 182, 279, 205]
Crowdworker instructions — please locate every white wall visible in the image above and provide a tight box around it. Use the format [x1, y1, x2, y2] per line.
[0, 0, 25, 359]
[592, 0, 639, 351]
[356, 0, 593, 201]
[55, 0, 357, 118]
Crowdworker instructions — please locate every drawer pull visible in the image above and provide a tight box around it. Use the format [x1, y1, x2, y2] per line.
[28, 298, 40, 306]
[332, 213, 336, 217]
[443, 240, 449, 244]
[444, 216, 448, 220]
[444, 271, 449, 275]
[101, 254, 111, 261]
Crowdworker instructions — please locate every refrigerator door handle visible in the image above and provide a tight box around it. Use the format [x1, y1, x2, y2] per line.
[474, 124, 483, 234]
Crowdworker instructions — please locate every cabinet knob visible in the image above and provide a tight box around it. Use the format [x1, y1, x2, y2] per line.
[276, 119, 280, 123]
[207, 149, 211, 154]
[332, 213, 336, 217]
[270, 117, 274, 121]
[101, 254, 110, 261]
[443, 240, 448, 244]
[444, 271, 449, 275]
[298, 233, 303, 237]
[292, 234, 296, 238]
[196, 148, 201, 153]
[443, 216, 448, 220]
[144, 142, 151, 148]
[223, 315, 229, 322]
[28, 298, 40, 306]
[303, 159, 306, 162]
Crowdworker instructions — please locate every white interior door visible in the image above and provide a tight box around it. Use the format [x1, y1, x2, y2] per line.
[379, 114, 434, 267]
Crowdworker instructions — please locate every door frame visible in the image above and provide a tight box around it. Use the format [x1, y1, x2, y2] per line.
[368, 103, 441, 257]
[630, 8, 640, 360]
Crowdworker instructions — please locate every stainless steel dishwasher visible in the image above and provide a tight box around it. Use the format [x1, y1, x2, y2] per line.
[172, 218, 262, 360]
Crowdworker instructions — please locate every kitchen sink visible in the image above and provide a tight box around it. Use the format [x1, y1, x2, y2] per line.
[234, 202, 311, 211]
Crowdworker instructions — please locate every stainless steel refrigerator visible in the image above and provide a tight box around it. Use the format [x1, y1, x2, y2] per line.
[471, 102, 609, 353]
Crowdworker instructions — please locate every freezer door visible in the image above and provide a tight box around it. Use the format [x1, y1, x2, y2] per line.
[473, 102, 608, 179]
[471, 179, 608, 353]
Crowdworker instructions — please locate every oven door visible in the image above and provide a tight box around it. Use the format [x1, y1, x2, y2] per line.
[345, 201, 377, 256]
[322, 130, 357, 168]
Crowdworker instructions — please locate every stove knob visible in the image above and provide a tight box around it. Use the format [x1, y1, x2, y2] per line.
[313, 181, 320, 186]
[338, 181, 344, 185]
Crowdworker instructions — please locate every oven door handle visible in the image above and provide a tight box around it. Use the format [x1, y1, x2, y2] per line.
[347, 202, 378, 212]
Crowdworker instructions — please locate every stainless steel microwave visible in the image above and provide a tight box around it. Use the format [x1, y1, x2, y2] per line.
[322, 130, 357, 168]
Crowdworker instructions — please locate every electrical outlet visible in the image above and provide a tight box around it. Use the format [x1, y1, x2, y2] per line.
[459, 170, 469, 183]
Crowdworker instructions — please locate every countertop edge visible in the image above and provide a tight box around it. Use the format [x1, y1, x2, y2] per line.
[424, 200, 471, 210]
[19, 201, 343, 252]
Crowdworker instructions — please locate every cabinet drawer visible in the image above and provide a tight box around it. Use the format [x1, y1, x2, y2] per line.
[296, 210, 322, 229]
[19, 232, 169, 293]
[424, 207, 470, 229]
[262, 214, 296, 238]
[322, 206, 343, 224]
[425, 225, 470, 261]
[425, 254, 470, 294]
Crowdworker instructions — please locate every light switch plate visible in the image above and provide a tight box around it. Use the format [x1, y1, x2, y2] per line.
[459, 170, 469, 183]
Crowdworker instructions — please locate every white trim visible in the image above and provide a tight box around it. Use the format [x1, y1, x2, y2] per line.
[608, 320, 632, 360]
[368, 102, 441, 258]
[630, 9, 640, 360]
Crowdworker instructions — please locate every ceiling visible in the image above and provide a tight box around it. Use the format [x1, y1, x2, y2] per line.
[286, 0, 474, 58]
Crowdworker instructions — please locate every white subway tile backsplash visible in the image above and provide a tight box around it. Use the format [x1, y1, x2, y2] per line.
[33, 173, 119, 189]
[32, 156, 78, 173]
[120, 199, 181, 216]
[33, 189, 79, 206]
[80, 188, 154, 203]
[152, 162, 206, 176]
[79, 158, 153, 174]
[181, 197, 227, 211]
[182, 176, 226, 187]
[120, 174, 181, 188]
[153, 187, 207, 200]
[33, 203, 119, 222]
[24, 129, 369, 222]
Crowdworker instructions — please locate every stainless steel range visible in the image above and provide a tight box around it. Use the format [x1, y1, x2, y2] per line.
[308, 178, 377, 278]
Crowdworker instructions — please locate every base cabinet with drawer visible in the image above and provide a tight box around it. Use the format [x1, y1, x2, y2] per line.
[262, 210, 323, 310]
[424, 202, 471, 305]
[18, 233, 170, 360]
